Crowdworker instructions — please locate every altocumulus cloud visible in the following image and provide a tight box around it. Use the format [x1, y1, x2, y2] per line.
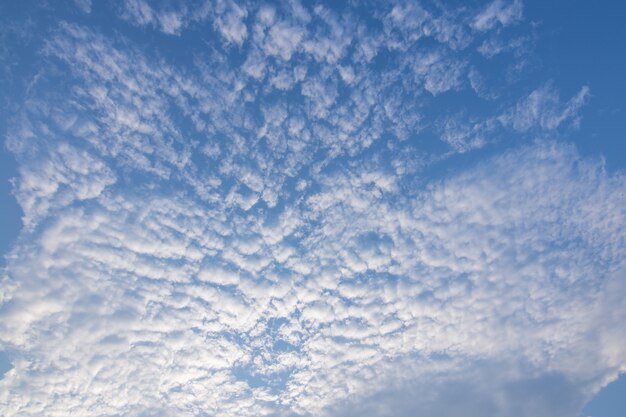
[0, 1, 625, 417]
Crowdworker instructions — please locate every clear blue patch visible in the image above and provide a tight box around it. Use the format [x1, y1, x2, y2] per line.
[0, 351, 12, 379]
[580, 374, 626, 417]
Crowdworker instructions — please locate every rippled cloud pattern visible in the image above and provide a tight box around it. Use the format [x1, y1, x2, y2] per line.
[0, 1, 625, 416]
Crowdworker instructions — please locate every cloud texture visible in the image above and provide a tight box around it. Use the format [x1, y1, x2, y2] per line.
[0, 1, 625, 416]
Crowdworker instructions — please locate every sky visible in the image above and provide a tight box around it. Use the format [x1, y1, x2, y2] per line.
[0, 1, 625, 416]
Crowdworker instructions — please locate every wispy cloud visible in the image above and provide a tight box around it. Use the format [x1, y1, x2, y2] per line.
[501, 83, 591, 131]
[473, 0, 523, 31]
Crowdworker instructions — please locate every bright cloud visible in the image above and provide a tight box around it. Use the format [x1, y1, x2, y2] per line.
[0, 1, 624, 417]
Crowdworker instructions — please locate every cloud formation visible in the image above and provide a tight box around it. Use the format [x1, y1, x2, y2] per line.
[0, 1, 625, 417]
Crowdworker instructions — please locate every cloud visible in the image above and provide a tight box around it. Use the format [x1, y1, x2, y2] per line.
[73, 0, 92, 14]
[6, 124, 116, 228]
[259, 19, 305, 61]
[213, 0, 248, 45]
[473, 0, 523, 31]
[439, 114, 492, 152]
[412, 50, 466, 95]
[1, 140, 624, 416]
[501, 83, 591, 131]
[0, 1, 624, 417]
[478, 35, 531, 59]
[117, 0, 191, 35]
[436, 82, 591, 152]
[116, 0, 248, 38]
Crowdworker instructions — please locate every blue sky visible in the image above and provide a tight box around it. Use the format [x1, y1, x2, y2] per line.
[0, 1, 625, 416]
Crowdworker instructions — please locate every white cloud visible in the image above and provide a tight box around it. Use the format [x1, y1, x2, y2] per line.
[115, 0, 214, 36]
[242, 46, 267, 79]
[0, 2, 624, 417]
[501, 84, 591, 131]
[439, 115, 492, 152]
[302, 5, 354, 64]
[412, 51, 466, 95]
[473, 0, 523, 31]
[119, 0, 156, 28]
[262, 20, 305, 61]
[11, 142, 116, 229]
[478, 35, 530, 58]
[213, 0, 248, 45]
